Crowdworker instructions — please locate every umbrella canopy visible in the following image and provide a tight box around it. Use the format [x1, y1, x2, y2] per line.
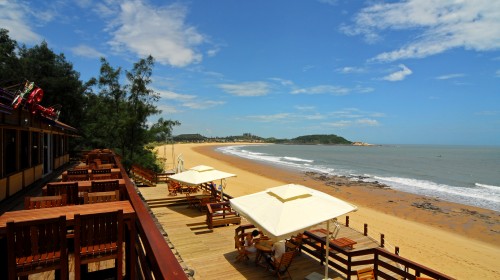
[168, 165, 236, 186]
[229, 184, 357, 241]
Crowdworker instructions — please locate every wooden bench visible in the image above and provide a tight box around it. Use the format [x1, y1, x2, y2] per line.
[206, 202, 241, 229]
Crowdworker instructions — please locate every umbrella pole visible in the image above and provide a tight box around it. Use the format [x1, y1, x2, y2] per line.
[324, 220, 330, 280]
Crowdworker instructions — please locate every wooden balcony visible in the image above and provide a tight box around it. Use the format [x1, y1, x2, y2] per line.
[0, 150, 455, 279]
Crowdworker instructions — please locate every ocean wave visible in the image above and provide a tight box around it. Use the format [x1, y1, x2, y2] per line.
[475, 183, 500, 190]
[372, 176, 500, 211]
[217, 145, 500, 212]
[282, 156, 314, 163]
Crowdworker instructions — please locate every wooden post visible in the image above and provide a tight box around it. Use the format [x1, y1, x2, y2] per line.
[395, 246, 399, 255]
[381, 234, 385, 248]
[346, 216, 350, 227]
[364, 223, 368, 236]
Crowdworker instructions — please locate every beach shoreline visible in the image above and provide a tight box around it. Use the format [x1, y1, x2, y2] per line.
[159, 142, 500, 279]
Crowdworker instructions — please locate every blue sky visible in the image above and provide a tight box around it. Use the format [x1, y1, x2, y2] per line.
[2, 0, 499, 145]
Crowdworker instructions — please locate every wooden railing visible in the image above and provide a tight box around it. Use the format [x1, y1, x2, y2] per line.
[114, 154, 188, 279]
[301, 218, 455, 280]
[130, 164, 173, 187]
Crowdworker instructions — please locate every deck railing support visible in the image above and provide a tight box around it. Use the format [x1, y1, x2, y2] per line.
[381, 233, 385, 248]
[364, 223, 368, 236]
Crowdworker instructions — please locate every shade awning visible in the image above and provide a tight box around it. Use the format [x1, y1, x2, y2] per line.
[167, 165, 236, 186]
[230, 184, 357, 241]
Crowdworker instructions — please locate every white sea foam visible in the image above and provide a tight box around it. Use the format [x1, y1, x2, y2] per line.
[218, 145, 500, 212]
[370, 176, 500, 211]
[475, 183, 500, 190]
[282, 156, 314, 163]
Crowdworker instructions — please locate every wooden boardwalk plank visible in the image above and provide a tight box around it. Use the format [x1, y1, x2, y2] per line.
[141, 184, 384, 280]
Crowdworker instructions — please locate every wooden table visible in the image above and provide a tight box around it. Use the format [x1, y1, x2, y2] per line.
[254, 240, 273, 266]
[0, 201, 136, 279]
[42, 179, 126, 195]
[61, 168, 121, 181]
[307, 228, 357, 250]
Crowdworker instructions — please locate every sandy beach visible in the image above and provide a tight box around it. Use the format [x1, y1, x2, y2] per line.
[157, 143, 500, 279]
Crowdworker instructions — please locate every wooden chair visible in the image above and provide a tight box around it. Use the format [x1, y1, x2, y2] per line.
[90, 179, 120, 192]
[74, 164, 89, 169]
[67, 169, 90, 181]
[268, 250, 296, 280]
[168, 181, 179, 196]
[92, 168, 111, 174]
[74, 210, 124, 280]
[25, 194, 67, 209]
[416, 277, 434, 280]
[46, 182, 79, 205]
[198, 197, 211, 212]
[84, 190, 120, 204]
[98, 163, 114, 169]
[356, 267, 375, 280]
[186, 193, 198, 208]
[91, 168, 115, 180]
[234, 233, 255, 262]
[7, 216, 68, 280]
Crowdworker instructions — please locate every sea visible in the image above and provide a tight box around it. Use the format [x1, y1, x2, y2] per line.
[217, 144, 500, 212]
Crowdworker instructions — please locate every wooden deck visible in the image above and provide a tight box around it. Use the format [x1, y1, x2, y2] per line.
[139, 184, 383, 280]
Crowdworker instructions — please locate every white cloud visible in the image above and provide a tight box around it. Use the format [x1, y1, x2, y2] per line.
[157, 104, 181, 114]
[0, 1, 42, 43]
[302, 65, 315, 72]
[182, 100, 225, 109]
[218, 82, 270, 97]
[291, 85, 350, 95]
[337, 66, 365, 74]
[105, 1, 206, 67]
[71, 44, 105, 58]
[436, 73, 465, 80]
[157, 90, 196, 101]
[326, 120, 352, 128]
[356, 118, 380, 126]
[156, 89, 224, 110]
[342, 0, 500, 62]
[246, 113, 291, 122]
[318, 0, 339, 6]
[269, 78, 295, 87]
[325, 118, 380, 128]
[295, 105, 316, 111]
[382, 64, 412, 81]
[291, 84, 373, 95]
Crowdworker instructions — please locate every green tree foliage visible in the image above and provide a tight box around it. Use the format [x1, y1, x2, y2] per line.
[290, 134, 352, 145]
[0, 29, 21, 81]
[81, 56, 180, 170]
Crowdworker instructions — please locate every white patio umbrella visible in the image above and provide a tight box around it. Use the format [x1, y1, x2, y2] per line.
[168, 165, 236, 200]
[229, 184, 357, 280]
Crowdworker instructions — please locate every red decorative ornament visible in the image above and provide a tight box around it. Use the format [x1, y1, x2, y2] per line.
[11, 81, 61, 120]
